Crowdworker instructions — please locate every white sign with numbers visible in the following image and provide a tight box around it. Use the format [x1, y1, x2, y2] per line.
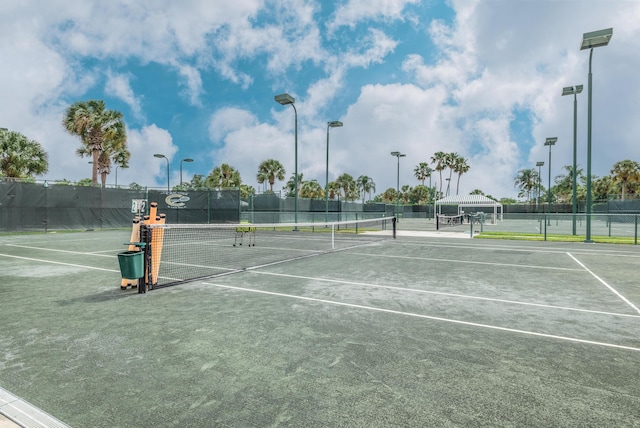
[131, 199, 147, 214]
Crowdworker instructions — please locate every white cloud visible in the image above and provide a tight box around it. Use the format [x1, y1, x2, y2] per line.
[105, 70, 144, 120]
[122, 124, 177, 188]
[328, 0, 420, 32]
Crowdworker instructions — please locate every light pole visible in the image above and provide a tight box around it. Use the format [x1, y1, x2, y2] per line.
[544, 137, 558, 225]
[325, 121, 343, 223]
[581, 28, 612, 243]
[562, 85, 583, 235]
[390, 151, 406, 220]
[154, 153, 170, 192]
[544, 137, 557, 225]
[275, 93, 298, 224]
[536, 161, 544, 211]
[180, 158, 194, 188]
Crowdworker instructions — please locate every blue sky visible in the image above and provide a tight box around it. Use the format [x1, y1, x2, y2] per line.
[2, 0, 640, 199]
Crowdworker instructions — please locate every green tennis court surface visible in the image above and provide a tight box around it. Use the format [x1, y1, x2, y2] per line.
[0, 226, 639, 426]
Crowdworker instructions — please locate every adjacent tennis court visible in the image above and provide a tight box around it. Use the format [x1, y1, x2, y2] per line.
[0, 221, 639, 427]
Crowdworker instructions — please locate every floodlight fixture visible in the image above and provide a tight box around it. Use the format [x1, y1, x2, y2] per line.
[580, 28, 613, 50]
[274, 93, 295, 105]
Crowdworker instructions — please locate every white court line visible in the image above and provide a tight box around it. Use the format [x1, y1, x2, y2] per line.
[398, 240, 640, 257]
[0, 253, 119, 273]
[567, 252, 640, 315]
[5, 244, 114, 257]
[249, 271, 640, 319]
[201, 280, 640, 352]
[350, 252, 581, 272]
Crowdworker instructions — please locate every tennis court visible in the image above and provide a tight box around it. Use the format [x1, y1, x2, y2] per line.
[0, 222, 639, 426]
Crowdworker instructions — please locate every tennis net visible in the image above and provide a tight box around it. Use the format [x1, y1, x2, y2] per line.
[141, 217, 396, 288]
[436, 213, 466, 230]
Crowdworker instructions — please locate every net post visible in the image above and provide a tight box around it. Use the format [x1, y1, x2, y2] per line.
[331, 223, 335, 249]
[392, 216, 397, 239]
[139, 224, 152, 293]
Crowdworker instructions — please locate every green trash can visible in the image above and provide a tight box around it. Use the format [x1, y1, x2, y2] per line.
[118, 250, 144, 279]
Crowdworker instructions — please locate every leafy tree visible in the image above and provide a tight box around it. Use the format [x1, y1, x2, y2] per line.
[470, 189, 485, 195]
[257, 159, 286, 192]
[356, 175, 375, 204]
[409, 185, 430, 205]
[413, 162, 432, 186]
[62, 99, 128, 187]
[611, 159, 640, 201]
[129, 182, 144, 190]
[453, 155, 470, 195]
[206, 163, 241, 189]
[0, 129, 48, 180]
[499, 197, 516, 204]
[77, 178, 93, 186]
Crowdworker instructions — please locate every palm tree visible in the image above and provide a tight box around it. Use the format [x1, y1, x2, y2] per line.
[444, 152, 458, 196]
[0, 130, 48, 180]
[206, 163, 241, 189]
[592, 175, 615, 201]
[240, 184, 255, 201]
[381, 187, 398, 203]
[401, 185, 411, 204]
[553, 165, 584, 203]
[413, 162, 433, 186]
[62, 99, 128, 187]
[453, 156, 470, 195]
[514, 168, 537, 203]
[300, 180, 324, 199]
[356, 175, 375, 204]
[256, 159, 286, 192]
[611, 160, 640, 201]
[327, 181, 340, 200]
[284, 173, 303, 197]
[430, 151, 447, 196]
[335, 173, 358, 201]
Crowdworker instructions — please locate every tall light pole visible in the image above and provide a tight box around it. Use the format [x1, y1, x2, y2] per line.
[562, 85, 583, 235]
[544, 137, 557, 225]
[115, 165, 119, 188]
[154, 153, 170, 192]
[275, 93, 298, 224]
[390, 151, 406, 220]
[180, 158, 194, 188]
[581, 28, 612, 243]
[536, 161, 544, 211]
[325, 121, 343, 222]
